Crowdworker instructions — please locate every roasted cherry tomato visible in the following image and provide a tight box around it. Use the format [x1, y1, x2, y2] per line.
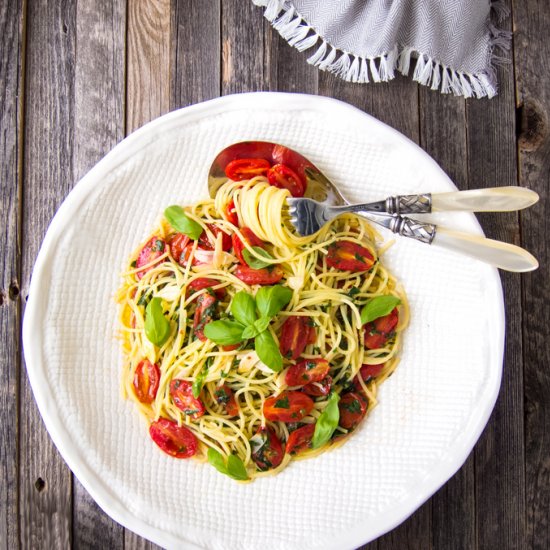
[232, 227, 265, 264]
[167, 233, 189, 265]
[263, 391, 314, 422]
[136, 236, 166, 278]
[303, 375, 333, 397]
[225, 199, 239, 226]
[360, 363, 385, 381]
[326, 241, 375, 272]
[234, 265, 284, 285]
[267, 163, 305, 197]
[188, 277, 226, 299]
[198, 224, 232, 252]
[221, 344, 240, 351]
[339, 392, 367, 430]
[149, 418, 198, 458]
[214, 385, 239, 416]
[279, 316, 316, 360]
[133, 359, 160, 404]
[193, 291, 218, 341]
[364, 309, 399, 349]
[285, 358, 330, 387]
[170, 379, 205, 419]
[225, 158, 271, 181]
[285, 423, 316, 455]
[251, 426, 285, 471]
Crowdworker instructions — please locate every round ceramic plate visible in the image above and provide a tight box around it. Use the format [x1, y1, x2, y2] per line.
[23, 92, 504, 550]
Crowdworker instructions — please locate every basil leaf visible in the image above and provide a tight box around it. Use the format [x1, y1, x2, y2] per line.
[164, 205, 203, 240]
[312, 392, 340, 449]
[207, 448, 229, 475]
[254, 316, 271, 333]
[242, 247, 274, 269]
[204, 320, 245, 345]
[144, 297, 171, 346]
[255, 330, 283, 372]
[242, 325, 259, 339]
[226, 454, 249, 480]
[255, 285, 293, 319]
[192, 358, 212, 398]
[231, 291, 258, 326]
[360, 296, 401, 325]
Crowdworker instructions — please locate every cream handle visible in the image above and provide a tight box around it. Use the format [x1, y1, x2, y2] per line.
[432, 187, 539, 212]
[432, 227, 538, 272]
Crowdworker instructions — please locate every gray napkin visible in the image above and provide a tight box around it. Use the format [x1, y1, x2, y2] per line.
[253, 0, 511, 98]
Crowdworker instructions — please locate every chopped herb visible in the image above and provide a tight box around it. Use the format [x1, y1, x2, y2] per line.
[342, 399, 362, 413]
[274, 395, 290, 409]
[347, 287, 360, 298]
[130, 260, 137, 268]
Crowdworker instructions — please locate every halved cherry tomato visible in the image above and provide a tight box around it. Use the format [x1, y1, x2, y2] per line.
[136, 236, 166, 278]
[221, 344, 240, 351]
[149, 418, 198, 458]
[234, 265, 284, 285]
[251, 426, 285, 471]
[198, 224, 232, 251]
[167, 233, 190, 265]
[364, 309, 399, 349]
[285, 358, 330, 387]
[285, 423, 316, 455]
[267, 163, 305, 197]
[326, 241, 375, 272]
[225, 199, 239, 226]
[279, 316, 316, 360]
[214, 385, 239, 416]
[188, 277, 226, 299]
[360, 363, 385, 381]
[232, 227, 265, 264]
[303, 375, 333, 397]
[170, 379, 205, 419]
[225, 158, 271, 181]
[193, 291, 218, 341]
[339, 392, 367, 430]
[263, 391, 314, 422]
[133, 359, 160, 404]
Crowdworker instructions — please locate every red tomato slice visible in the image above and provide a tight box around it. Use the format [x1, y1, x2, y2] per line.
[251, 426, 285, 471]
[285, 423, 316, 455]
[167, 233, 189, 265]
[375, 308, 399, 333]
[234, 265, 284, 285]
[303, 375, 332, 397]
[232, 227, 265, 264]
[279, 316, 316, 360]
[188, 277, 226, 299]
[338, 392, 367, 430]
[360, 363, 385, 380]
[363, 309, 399, 349]
[198, 224, 232, 252]
[285, 358, 330, 387]
[221, 344, 240, 351]
[170, 379, 205, 419]
[326, 241, 375, 272]
[267, 164, 305, 197]
[149, 418, 198, 458]
[193, 292, 218, 341]
[214, 385, 239, 416]
[133, 359, 161, 404]
[263, 391, 314, 423]
[225, 158, 271, 181]
[136, 236, 166, 278]
[225, 199, 239, 226]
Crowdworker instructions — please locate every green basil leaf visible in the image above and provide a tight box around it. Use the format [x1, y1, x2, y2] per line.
[255, 285, 293, 319]
[144, 297, 171, 346]
[231, 291, 258, 326]
[254, 330, 283, 372]
[226, 454, 249, 480]
[192, 359, 211, 398]
[203, 320, 245, 345]
[360, 295, 401, 324]
[312, 392, 340, 449]
[242, 246, 274, 269]
[164, 205, 203, 240]
[207, 448, 229, 475]
[242, 325, 259, 339]
[254, 316, 271, 333]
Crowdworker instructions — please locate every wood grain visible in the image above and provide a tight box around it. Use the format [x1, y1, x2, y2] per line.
[0, 1, 24, 549]
[513, 1, 550, 548]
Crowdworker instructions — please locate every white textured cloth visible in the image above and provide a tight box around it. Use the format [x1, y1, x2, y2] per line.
[253, 0, 511, 98]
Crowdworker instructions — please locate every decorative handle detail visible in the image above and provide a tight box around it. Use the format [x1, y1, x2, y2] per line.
[387, 215, 436, 244]
[387, 194, 432, 214]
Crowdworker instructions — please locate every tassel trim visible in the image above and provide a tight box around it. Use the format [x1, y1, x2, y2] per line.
[252, 0, 512, 99]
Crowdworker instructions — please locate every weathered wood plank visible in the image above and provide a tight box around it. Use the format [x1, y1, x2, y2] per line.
[72, 0, 126, 548]
[513, 1, 550, 548]
[20, 0, 76, 547]
[127, 0, 171, 134]
[0, 1, 25, 549]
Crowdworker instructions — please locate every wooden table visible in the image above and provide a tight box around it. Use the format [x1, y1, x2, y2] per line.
[1, 1, 548, 548]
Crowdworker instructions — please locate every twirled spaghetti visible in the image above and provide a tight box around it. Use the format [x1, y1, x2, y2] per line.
[117, 176, 408, 480]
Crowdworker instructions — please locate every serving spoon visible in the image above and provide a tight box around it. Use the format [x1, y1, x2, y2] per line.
[208, 141, 539, 272]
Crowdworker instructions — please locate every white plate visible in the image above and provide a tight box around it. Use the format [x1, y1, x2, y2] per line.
[23, 92, 504, 550]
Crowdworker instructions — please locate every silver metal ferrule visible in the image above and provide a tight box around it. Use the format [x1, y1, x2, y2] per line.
[386, 193, 432, 215]
[388, 215, 437, 244]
